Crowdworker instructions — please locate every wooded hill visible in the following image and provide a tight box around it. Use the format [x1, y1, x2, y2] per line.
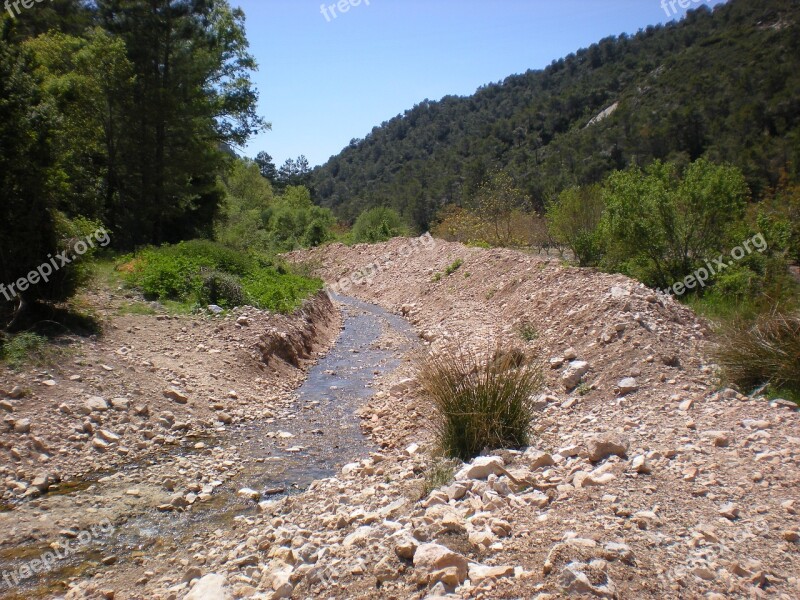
[311, 0, 800, 230]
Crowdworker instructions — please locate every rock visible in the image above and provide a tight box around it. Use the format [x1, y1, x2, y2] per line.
[0, 400, 13, 412]
[207, 305, 224, 314]
[413, 543, 468, 586]
[92, 437, 110, 451]
[586, 435, 628, 462]
[691, 566, 716, 581]
[562, 361, 590, 390]
[610, 286, 630, 298]
[782, 530, 799, 543]
[31, 472, 58, 493]
[524, 448, 555, 471]
[163, 388, 189, 404]
[404, 443, 420, 456]
[343, 526, 373, 547]
[468, 564, 515, 583]
[374, 556, 399, 583]
[86, 396, 109, 412]
[185, 573, 229, 600]
[13, 418, 31, 434]
[559, 563, 616, 598]
[616, 378, 639, 395]
[631, 455, 652, 474]
[97, 430, 120, 444]
[602, 542, 635, 564]
[341, 462, 360, 476]
[393, 532, 419, 560]
[719, 503, 740, 520]
[455, 456, 505, 480]
[390, 378, 414, 396]
[236, 316, 250, 326]
[110, 398, 130, 411]
[236, 488, 260, 501]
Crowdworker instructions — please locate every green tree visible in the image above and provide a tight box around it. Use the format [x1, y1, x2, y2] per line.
[25, 28, 135, 223]
[546, 184, 605, 266]
[351, 207, 410, 244]
[94, 0, 267, 247]
[600, 159, 749, 288]
[0, 20, 94, 326]
[473, 171, 530, 246]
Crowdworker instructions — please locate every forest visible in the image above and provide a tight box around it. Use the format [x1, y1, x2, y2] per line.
[311, 0, 800, 231]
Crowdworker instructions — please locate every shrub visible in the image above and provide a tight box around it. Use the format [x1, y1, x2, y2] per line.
[418, 346, 543, 461]
[445, 259, 464, 276]
[199, 271, 246, 308]
[546, 184, 605, 266]
[0, 332, 49, 369]
[121, 240, 322, 313]
[600, 159, 749, 289]
[713, 312, 800, 396]
[243, 268, 323, 314]
[517, 321, 539, 342]
[351, 207, 409, 243]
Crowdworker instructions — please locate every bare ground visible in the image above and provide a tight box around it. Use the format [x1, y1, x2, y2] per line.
[1, 237, 798, 600]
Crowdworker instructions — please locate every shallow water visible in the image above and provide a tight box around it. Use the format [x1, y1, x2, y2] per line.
[0, 295, 417, 599]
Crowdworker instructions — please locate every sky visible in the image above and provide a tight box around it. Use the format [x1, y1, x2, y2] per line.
[233, 0, 728, 169]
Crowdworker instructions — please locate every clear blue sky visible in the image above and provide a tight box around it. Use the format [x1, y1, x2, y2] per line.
[233, 0, 727, 168]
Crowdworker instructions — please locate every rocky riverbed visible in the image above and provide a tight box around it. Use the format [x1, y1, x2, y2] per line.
[2, 237, 799, 600]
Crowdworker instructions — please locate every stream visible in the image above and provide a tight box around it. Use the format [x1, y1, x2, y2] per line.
[0, 295, 417, 599]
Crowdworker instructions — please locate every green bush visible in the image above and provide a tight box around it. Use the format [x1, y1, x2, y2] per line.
[0, 332, 49, 369]
[217, 161, 335, 254]
[418, 347, 543, 461]
[351, 207, 410, 244]
[546, 184, 604, 266]
[199, 271, 246, 308]
[121, 240, 322, 313]
[600, 159, 748, 289]
[243, 269, 323, 314]
[445, 259, 464, 276]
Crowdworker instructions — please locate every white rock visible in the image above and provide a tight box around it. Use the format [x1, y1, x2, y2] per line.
[456, 456, 505, 480]
[616, 377, 639, 395]
[185, 574, 230, 600]
[237, 488, 261, 501]
[562, 361, 590, 390]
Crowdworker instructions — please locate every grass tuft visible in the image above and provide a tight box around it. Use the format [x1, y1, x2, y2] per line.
[0, 333, 50, 369]
[713, 311, 800, 396]
[417, 346, 543, 461]
[418, 458, 459, 500]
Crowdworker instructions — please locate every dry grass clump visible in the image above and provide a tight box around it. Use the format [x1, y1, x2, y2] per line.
[417, 346, 543, 461]
[713, 311, 800, 396]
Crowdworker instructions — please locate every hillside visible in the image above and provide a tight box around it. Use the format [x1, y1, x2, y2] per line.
[311, 0, 800, 229]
